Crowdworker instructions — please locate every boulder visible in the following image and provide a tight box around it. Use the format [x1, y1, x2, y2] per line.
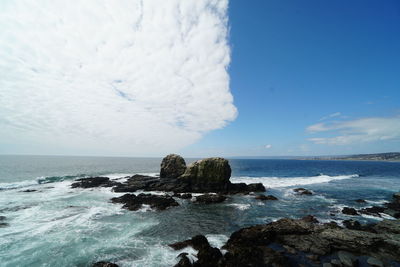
[255, 195, 278, 201]
[111, 193, 179, 211]
[195, 194, 226, 204]
[71, 177, 120, 188]
[160, 154, 186, 179]
[355, 199, 366, 203]
[180, 158, 231, 192]
[342, 207, 358, 216]
[293, 188, 313, 195]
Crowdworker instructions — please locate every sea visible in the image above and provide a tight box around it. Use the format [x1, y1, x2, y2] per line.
[0, 155, 399, 267]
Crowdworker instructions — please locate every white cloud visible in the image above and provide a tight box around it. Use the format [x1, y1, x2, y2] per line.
[307, 116, 400, 145]
[319, 112, 341, 121]
[0, 0, 236, 155]
[265, 144, 272, 149]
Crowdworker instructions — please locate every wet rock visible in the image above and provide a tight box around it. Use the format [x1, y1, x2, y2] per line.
[355, 199, 366, 203]
[92, 262, 119, 267]
[255, 194, 278, 201]
[342, 207, 358, 216]
[337, 251, 357, 267]
[372, 219, 400, 234]
[160, 154, 187, 179]
[169, 235, 210, 251]
[173, 193, 193, 199]
[21, 189, 37, 192]
[293, 188, 313, 195]
[245, 183, 266, 192]
[342, 220, 361, 230]
[283, 245, 297, 254]
[0, 223, 9, 227]
[111, 193, 179, 211]
[367, 257, 384, 267]
[393, 192, 400, 203]
[71, 177, 120, 188]
[359, 206, 385, 217]
[0, 216, 6, 221]
[195, 194, 226, 204]
[323, 263, 334, 267]
[330, 259, 342, 266]
[301, 215, 319, 223]
[174, 253, 192, 267]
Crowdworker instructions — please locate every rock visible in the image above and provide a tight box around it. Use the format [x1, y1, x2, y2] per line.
[359, 206, 385, 217]
[195, 194, 226, 204]
[180, 157, 231, 192]
[0, 223, 9, 227]
[0, 216, 6, 221]
[71, 177, 120, 188]
[173, 193, 193, 199]
[367, 257, 384, 267]
[337, 251, 357, 267]
[160, 154, 186, 179]
[373, 219, 400, 234]
[21, 189, 37, 192]
[301, 215, 319, 223]
[255, 194, 278, 201]
[342, 207, 358, 216]
[92, 262, 119, 267]
[283, 245, 297, 254]
[174, 253, 192, 267]
[306, 254, 319, 261]
[245, 183, 266, 192]
[393, 192, 400, 204]
[342, 220, 361, 230]
[293, 188, 313, 195]
[355, 199, 366, 203]
[323, 263, 334, 267]
[111, 193, 179, 211]
[169, 235, 210, 251]
[330, 259, 342, 266]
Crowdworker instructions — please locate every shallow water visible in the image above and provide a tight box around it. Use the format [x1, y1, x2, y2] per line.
[1, 156, 399, 266]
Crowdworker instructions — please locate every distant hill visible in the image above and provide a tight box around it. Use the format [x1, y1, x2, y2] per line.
[307, 152, 400, 161]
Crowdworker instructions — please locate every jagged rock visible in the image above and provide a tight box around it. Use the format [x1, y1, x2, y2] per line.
[174, 253, 192, 267]
[330, 259, 342, 266]
[173, 193, 193, 199]
[342, 220, 362, 230]
[180, 158, 231, 192]
[355, 199, 366, 203]
[293, 188, 313, 195]
[255, 195, 278, 201]
[92, 262, 119, 267]
[160, 154, 187, 179]
[71, 177, 120, 188]
[111, 193, 179, 211]
[21, 189, 37, 192]
[169, 235, 210, 251]
[301, 215, 319, 223]
[342, 207, 358, 216]
[393, 192, 400, 203]
[195, 194, 226, 204]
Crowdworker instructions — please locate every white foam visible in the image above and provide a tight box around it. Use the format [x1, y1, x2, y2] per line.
[231, 174, 359, 188]
[206, 234, 229, 249]
[227, 203, 251, 210]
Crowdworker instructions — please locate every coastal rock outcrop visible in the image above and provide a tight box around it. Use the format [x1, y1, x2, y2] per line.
[255, 194, 278, 201]
[194, 194, 226, 204]
[111, 193, 179, 211]
[92, 262, 119, 267]
[293, 188, 313, 195]
[71, 177, 120, 188]
[160, 154, 187, 179]
[169, 217, 400, 266]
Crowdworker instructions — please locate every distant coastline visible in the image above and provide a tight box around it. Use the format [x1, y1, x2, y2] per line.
[300, 152, 400, 162]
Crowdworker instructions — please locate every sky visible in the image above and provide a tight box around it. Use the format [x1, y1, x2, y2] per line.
[0, 0, 399, 157]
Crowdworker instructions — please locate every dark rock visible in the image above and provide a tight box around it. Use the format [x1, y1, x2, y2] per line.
[0, 216, 6, 221]
[255, 194, 278, 201]
[337, 251, 357, 267]
[355, 199, 366, 203]
[393, 192, 400, 203]
[174, 253, 192, 267]
[71, 177, 120, 189]
[293, 188, 313, 195]
[342, 207, 358, 216]
[21, 189, 37, 192]
[359, 206, 385, 217]
[92, 262, 119, 267]
[173, 193, 192, 199]
[373, 219, 400, 234]
[301, 215, 319, 223]
[195, 194, 226, 204]
[111, 193, 179, 211]
[330, 259, 342, 266]
[169, 235, 210, 251]
[245, 183, 266, 193]
[342, 220, 361, 230]
[160, 154, 186, 179]
[0, 223, 9, 227]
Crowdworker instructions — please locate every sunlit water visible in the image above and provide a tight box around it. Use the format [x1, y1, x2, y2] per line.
[1, 155, 399, 266]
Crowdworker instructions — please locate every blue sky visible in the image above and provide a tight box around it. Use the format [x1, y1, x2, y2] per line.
[183, 0, 400, 157]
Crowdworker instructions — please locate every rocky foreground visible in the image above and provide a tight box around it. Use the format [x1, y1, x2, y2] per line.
[68, 155, 400, 266]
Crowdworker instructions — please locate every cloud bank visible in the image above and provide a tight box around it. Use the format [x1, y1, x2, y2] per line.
[307, 116, 400, 145]
[0, 0, 236, 155]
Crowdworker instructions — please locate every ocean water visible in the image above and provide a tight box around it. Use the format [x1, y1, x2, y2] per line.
[0, 155, 399, 267]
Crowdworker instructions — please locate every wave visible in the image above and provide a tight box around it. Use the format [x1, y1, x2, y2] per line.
[0, 174, 85, 191]
[231, 174, 359, 188]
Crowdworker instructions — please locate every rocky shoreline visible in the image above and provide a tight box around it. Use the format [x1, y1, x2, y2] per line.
[69, 155, 400, 266]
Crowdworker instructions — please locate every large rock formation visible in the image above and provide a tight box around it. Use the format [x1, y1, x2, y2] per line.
[111, 193, 179, 211]
[179, 157, 231, 192]
[160, 154, 187, 179]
